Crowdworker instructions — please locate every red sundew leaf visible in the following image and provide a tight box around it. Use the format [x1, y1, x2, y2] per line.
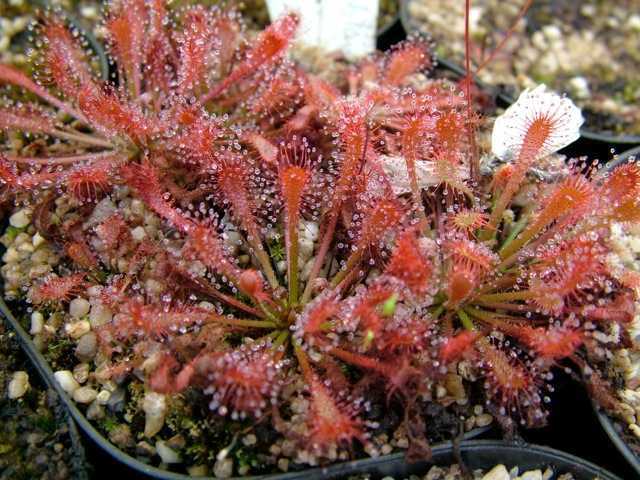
[602, 162, 640, 204]
[250, 72, 304, 116]
[42, 19, 94, 99]
[446, 238, 498, 274]
[519, 325, 583, 361]
[356, 197, 404, 252]
[212, 154, 261, 240]
[245, 132, 278, 166]
[433, 109, 466, 152]
[78, 84, 151, 144]
[0, 154, 60, 190]
[534, 174, 595, 228]
[201, 12, 299, 102]
[306, 375, 364, 453]
[166, 108, 224, 164]
[333, 100, 371, 204]
[95, 214, 131, 252]
[176, 6, 217, 93]
[121, 161, 194, 234]
[477, 341, 542, 421]
[0, 65, 78, 118]
[0, 105, 57, 135]
[529, 236, 607, 314]
[279, 164, 311, 222]
[185, 224, 244, 286]
[66, 241, 99, 270]
[385, 228, 433, 295]
[65, 155, 123, 203]
[193, 345, 283, 418]
[106, 0, 146, 94]
[297, 292, 340, 336]
[383, 37, 433, 87]
[29, 273, 87, 305]
[304, 75, 340, 110]
[112, 299, 215, 342]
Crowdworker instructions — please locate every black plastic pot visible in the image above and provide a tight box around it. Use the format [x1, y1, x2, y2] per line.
[594, 409, 640, 477]
[399, 0, 640, 151]
[282, 440, 623, 480]
[0, 294, 492, 480]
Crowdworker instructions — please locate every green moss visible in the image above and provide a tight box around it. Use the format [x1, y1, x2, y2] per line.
[268, 238, 285, 263]
[44, 337, 75, 368]
[33, 414, 57, 434]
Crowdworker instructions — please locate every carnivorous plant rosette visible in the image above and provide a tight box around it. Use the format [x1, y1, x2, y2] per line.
[0, 0, 638, 470]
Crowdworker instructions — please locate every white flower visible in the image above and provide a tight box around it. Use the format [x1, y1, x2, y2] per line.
[491, 84, 584, 162]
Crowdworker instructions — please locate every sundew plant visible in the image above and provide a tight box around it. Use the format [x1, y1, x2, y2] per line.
[0, 0, 639, 469]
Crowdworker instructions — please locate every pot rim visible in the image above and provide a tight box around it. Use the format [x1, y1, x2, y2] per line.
[398, 0, 640, 146]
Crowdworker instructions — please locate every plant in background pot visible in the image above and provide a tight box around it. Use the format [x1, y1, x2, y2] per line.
[0, 0, 638, 477]
[402, 0, 640, 144]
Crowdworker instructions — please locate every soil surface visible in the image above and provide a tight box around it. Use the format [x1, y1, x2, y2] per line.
[0, 320, 87, 480]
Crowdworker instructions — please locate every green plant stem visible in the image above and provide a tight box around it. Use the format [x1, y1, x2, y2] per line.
[301, 212, 339, 304]
[330, 249, 363, 288]
[475, 290, 537, 303]
[457, 309, 475, 331]
[286, 217, 299, 306]
[212, 317, 277, 329]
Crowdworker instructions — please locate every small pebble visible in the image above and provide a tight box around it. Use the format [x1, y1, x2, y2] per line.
[8, 371, 29, 399]
[475, 413, 494, 427]
[69, 298, 90, 319]
[156, 440, 181, 464]
[519, 470, 543, 480]
[482, 464, 510, 480]
[54, 370, 80, 393]
[75, 332, 98, 361]
[187, 465, 208, 477]
[65, 320, 91, 339]
[73, 363, 90, 383]
[89, 304, 113, 328]
[30, 311, 44, 335]
[96, 390, 111, 405]
[9, 209, 31, 228]
[213, 458, 233, 478]
[73, 386, 98, 404]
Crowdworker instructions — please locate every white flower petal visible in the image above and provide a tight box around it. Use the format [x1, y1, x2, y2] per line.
[491, 84, 584, 162]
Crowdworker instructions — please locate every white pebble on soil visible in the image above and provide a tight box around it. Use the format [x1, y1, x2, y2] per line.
[519, 470, 543, 480]
[54, 370, 80, 394]
[156, 440, 181, 464]
[29, 311, 44, 334]
[69, 298, 90, 319]
[89, 303, 113, 328]
[96, 390, 111, 405]
[8, 371, 29, 399]
[72, 386, 98, 404]
[9, 209, 31, 228]
[65, 320, 91, 339]
[143, 392, 167, 438]
[482, 464, 510, 480]
[213, 458, 233, 478]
